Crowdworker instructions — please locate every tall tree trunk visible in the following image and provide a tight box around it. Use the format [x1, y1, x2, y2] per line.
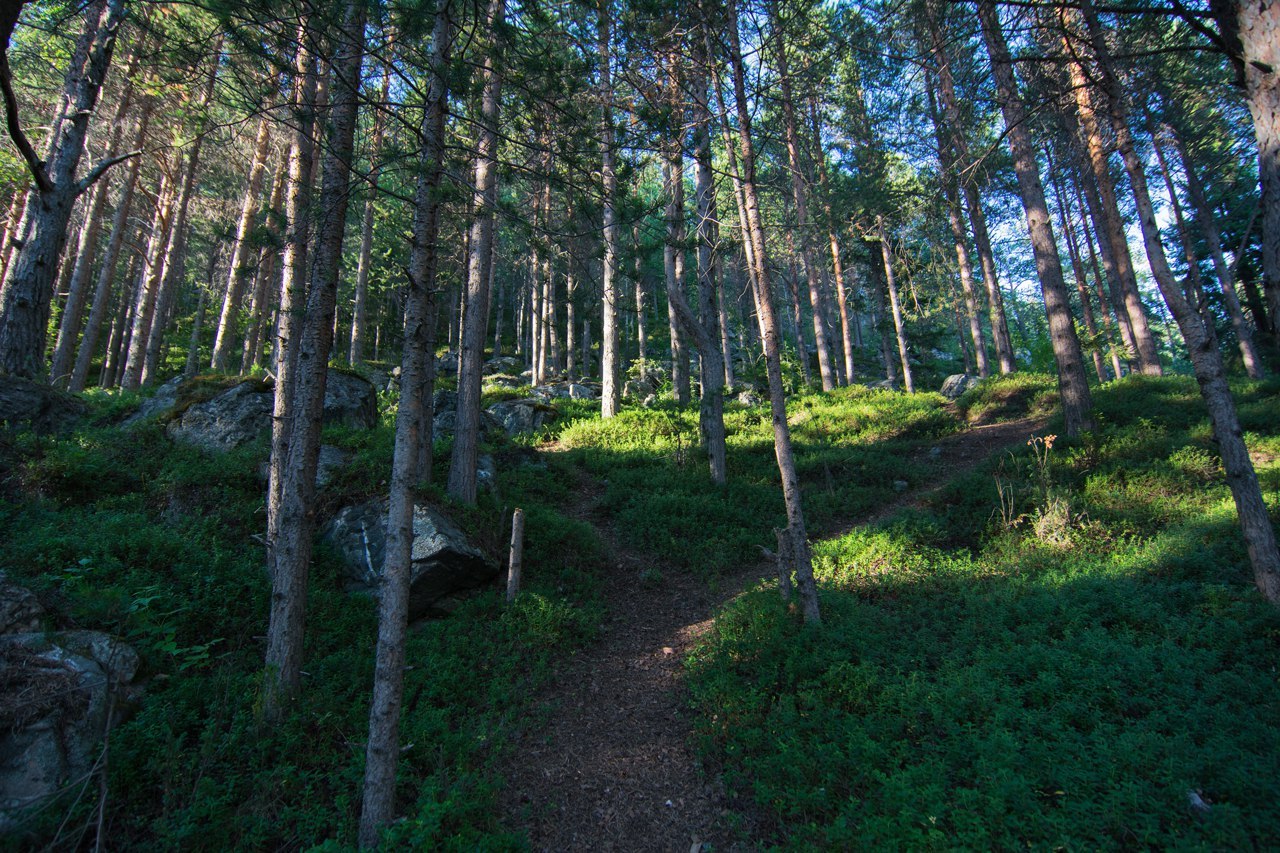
[100, 249, 137, 389]
[0, 0, 125, 378]
[264, 3, 365, 719]
[1214, 0, 1280, 336]
[349, 66, 391, 367]
[1059, 25, 1162, 375]
[69, 93, 153, 392]
[141, 47, 220, 386]
[241, 162, 287, 374]
[924, 0, 1014, 374]
[866, 250, 898, 385]
[120, 164, 177, 391]
[447, 0, 504, 503]
[978, 0, 1094, 436]
[1048, 148, 1110, 383]
[599, 0, 620, 417]
[926, 76, 989, 378]
[360, 4, 452, 843]
[1168, 125, 1265, 378]
[768, 0, 834, 391]
[876, 219, 914, 393]
[212, 115, 273, 372]
[663, 149, 691, 404]
[261, 24, 320, 722]
[49, 54, 140, 387]
[724, 0, 819, 624]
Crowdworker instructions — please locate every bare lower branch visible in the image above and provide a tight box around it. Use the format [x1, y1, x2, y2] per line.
[0, 53, 51, 193]
[75, 149, 141, 194]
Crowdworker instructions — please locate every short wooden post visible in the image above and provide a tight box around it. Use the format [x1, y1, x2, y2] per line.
[506, 507, 524, 603]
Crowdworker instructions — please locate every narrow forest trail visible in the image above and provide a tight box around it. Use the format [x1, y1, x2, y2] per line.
[496, 412, 1050, 851]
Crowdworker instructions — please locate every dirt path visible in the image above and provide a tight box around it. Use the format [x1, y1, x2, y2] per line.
[497, 414, 1049, 851]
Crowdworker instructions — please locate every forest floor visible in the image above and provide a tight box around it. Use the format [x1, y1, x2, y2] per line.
[497, 411, 1050, 851]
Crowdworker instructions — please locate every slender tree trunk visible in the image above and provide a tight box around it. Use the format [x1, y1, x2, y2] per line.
[241, 162, 287, 374]
[663, 149, 691, 404]
[978, 0, 1094, 435]
[724, 0, 819, 624]
[866, 250, 898, 385]
[633, 223, 647, 368]
[120, 164, 177, 391]
[183, 257, 213, 378]
[599, 0, 621, 417]
[0, 0, 125, 378]
[768, 1, 835, 391]
[100, 250, 137, 389]
[360, 4, 453, 843]
[349, 66, 391, 367]
[1059, 27, 1161, 375]
[1169, 126, 1265, 377]
[261, 25, 319, 722]
[447, 0, 504, 504]
[211, 115, 273, 372]
[1049, 149, 1110, 383]
[876, 219, 914, 392]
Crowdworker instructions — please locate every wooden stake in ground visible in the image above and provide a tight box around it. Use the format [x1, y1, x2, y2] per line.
[507, 508, 524, 603]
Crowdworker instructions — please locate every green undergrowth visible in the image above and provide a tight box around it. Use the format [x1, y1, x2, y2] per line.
[553, 385, 959, 574]
[687, 375, 1280, 849]
[0, 388, 602, 849]
[956, 371, 1059, 424]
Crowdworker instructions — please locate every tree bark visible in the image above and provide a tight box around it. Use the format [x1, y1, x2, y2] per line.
[1048, 148, 1110, 383]
[768, 0, 835, 391]
[120, 163, 177, 391]
[1168, 125, 1265, 378]
[0, 0, 125, 379]
[1059, 22, 1162, 375]
[662, 148, 691, 404]
[876, 218, 914, 393]
[261, 23, 320, 722]
[349, 66, 391, 367]
[599, 0, 621, 417]
[447, 0, 504, 504]
[360, 4, 452, 843]
[978, 0, 1094, 436]
[724, 0, 819, 624]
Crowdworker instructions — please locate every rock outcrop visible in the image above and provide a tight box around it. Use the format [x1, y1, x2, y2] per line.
[940, 374, 980, 399]
[321, 500, 499, 620]
[0, 377, 85, 435]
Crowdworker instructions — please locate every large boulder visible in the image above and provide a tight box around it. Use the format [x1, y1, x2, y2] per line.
[0, 629, 139, 831]
[0, 376, 85, 435]
[432, 408, 503, 439]
[940, 373, 980, 400]
[321, 372, 378, 430]
[168, 374, 378, 452]
[321, 500, 498, 620]
[534, 382, 596, 400]
[487, 399, 555, 437]
[167, 380, 272, 452]
[483, 356, 522, 376]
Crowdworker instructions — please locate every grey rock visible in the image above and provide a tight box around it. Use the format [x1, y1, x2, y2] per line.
[0, 376, 85, 435]
[432, 408, 503, 438]
[893, 480, 909, 492]
[0, 631, 139, 831]
[169, 375, 378, 453]
[736, 390, 762, 406]
[867, 379, 900, 391]
[0, 577, 43, 635]
[321, 500, 498, 621]
[487, 399, 554, 436]
[122, 376, 184, 426]
[168, 381, 273, 452]
[623, 377, 655, 400]
[940, 373, 980, 400]
[435, 351, 459, 374]
[432, 389, 457, 414]
[320, 372, 378, 430]
[476, 454, 498, 492]
[483, 356, 522, 375]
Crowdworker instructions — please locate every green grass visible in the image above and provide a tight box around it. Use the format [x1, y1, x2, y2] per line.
[0, 392, 602, 850]
[686, 375, 1280, 849]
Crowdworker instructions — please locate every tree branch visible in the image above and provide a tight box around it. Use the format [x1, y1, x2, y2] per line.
[75, 149, 140, 194]
[0, 52, 50, 193]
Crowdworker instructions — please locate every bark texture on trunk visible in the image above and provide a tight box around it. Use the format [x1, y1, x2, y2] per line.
[876, 219, 914, 393]
[447, 0, 504, 504]
[349, 66, 391, 367]
[0, 0, 125, 379]
[212, 115, 273, 372]
[725, 0, 819, 624]
[598, 0, 620, 418]
[979, 0, 1094, 436]
[360, 4, 452, 844]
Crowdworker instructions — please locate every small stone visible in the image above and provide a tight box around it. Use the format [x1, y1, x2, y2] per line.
[893, 480, 909, 492]
[662, 647, 674, 656]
